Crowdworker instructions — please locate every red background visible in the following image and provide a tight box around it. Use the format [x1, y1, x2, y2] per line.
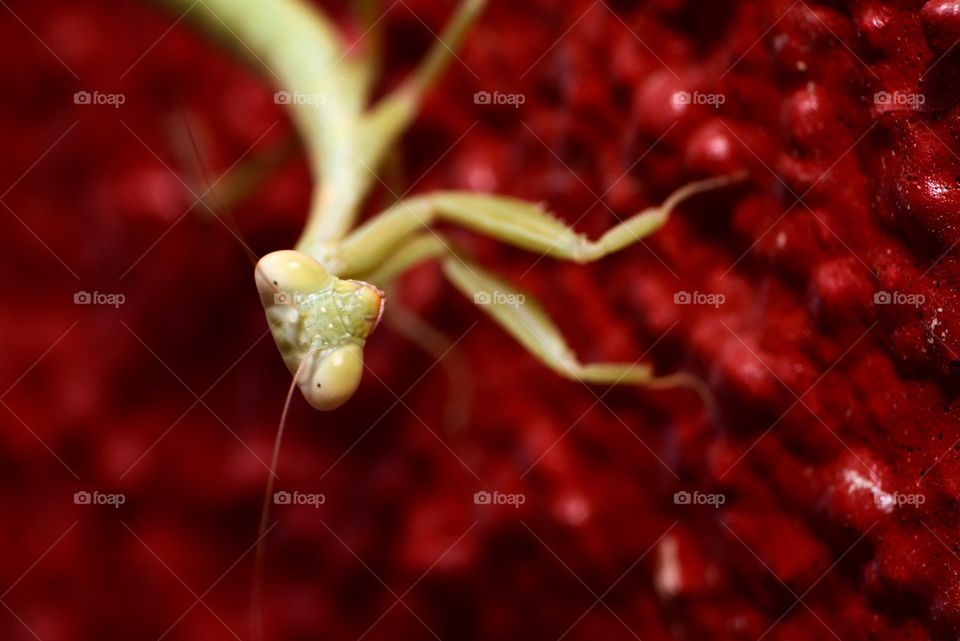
[1, 0, 958, 639]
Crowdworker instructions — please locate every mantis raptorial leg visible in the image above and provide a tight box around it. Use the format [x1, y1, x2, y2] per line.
[292, 174, 745, 401]
[250, 173, 738, 639]
[321, 174, 745, 397]
[438, 254, 712, 399]
[156, 0, 740, 407]
[440, 254, 654, 382]
[323, 174, 746, 278]
[156, 0, 748, 637]
[260, 173, 744, 410]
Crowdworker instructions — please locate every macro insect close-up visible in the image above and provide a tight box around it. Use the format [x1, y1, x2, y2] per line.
[3, 0, 960, 640]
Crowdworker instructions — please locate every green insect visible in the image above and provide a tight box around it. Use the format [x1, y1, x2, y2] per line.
[165, 0, 742, 412]
[160, 0, 743, 635]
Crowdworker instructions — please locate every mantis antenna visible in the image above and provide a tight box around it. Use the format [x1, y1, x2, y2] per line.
[249, 252, 386, 640]
[173, 111, 260, 266]
[250, 352, 310, 641]
[155, 0, 749, 635]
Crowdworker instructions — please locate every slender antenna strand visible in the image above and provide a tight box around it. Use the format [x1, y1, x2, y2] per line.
[250, 355, 310, 641]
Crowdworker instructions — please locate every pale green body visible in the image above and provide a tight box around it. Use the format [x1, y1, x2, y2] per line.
[164, 0, 743, 410]
[163, 3, 745, 637]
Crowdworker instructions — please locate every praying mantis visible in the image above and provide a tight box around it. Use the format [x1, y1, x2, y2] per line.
[163, 0, 742, 413]
[158, 0, 743, 635]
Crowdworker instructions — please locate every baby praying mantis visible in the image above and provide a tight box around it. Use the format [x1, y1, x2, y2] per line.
[159, 0, 742, 634]
[163, 0, 742, 413]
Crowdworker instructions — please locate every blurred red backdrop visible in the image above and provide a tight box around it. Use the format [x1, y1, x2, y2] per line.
[2, 0, 960, 640]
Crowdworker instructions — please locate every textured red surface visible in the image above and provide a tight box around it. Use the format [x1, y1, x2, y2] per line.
[2, 0, 959, 639]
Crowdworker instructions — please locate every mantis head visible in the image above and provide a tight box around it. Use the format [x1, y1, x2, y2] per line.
[255, 250, 385, 411]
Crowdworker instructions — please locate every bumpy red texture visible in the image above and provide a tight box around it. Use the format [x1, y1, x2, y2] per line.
[2, 0, 959, 639]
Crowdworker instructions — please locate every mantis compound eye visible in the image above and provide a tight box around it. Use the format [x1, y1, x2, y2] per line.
[299, 343, 365, 411]
[255, 250, 385, 411]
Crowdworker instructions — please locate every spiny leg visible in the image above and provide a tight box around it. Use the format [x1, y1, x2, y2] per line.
[328, 173, 745, 277]
[346, 230, 708, 397]
[321, 176, 743, 397]
[447, 253, 712, 399]
[440, 252, 690, 391]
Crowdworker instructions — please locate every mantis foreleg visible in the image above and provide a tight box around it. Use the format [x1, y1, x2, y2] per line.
[335, 229, 708, 397]
[324, 173, 745, 277]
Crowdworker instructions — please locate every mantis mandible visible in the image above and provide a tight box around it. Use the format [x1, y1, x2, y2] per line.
[159, 0, 743, 635]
